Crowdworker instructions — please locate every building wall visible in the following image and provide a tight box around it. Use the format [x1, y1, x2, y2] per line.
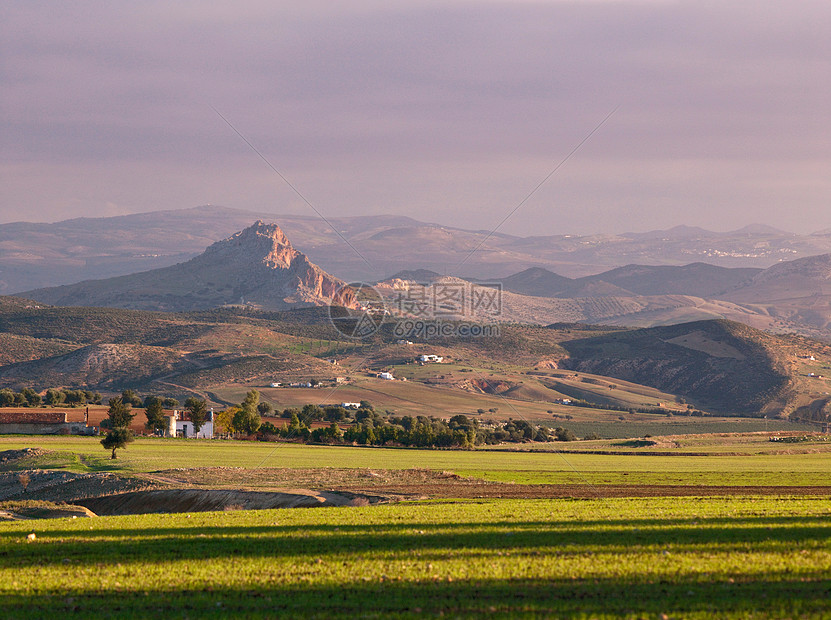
[0, 422, 91, 435]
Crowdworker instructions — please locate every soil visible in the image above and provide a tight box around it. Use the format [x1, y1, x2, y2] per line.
[1, 456, 829, 519]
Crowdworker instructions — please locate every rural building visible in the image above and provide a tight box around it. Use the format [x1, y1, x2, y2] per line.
[166, 409, 214, 439]
[378, 372, 394, 380]
[419, 354, 444, 363]
[341, 402, 362, 409]
[0, 410, 91, 435]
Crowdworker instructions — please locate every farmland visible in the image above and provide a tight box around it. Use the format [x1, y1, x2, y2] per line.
[1, 496, 830, 618]
[1, 432, 830, 618]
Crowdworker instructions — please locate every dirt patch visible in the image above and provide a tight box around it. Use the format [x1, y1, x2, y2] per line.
[138, 467, 467, 491]
[133, 468, 831, 500]
[0, 470, 162, 504]
[351, 483, 831, 499]
[0, 500, 96, 520]
[77, 488, 389, 516]
[0, 448, 46, 464]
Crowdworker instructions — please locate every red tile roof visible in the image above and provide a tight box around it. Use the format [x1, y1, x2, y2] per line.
[0, 411, 68, 424]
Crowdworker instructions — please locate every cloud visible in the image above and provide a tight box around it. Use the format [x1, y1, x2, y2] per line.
[2, 1, 830, 233]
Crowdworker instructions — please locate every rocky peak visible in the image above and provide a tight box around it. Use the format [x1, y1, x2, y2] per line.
[22, 220, 358, 311]
[206, 220, 297, 269]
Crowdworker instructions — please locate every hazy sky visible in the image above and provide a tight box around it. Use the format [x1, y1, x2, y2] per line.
[2, 1, 830, 235]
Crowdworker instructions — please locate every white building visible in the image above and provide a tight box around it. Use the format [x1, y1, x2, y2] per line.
[378, 372, 395, 380]
[167, 409, 214, 439]
[341, 402, 362, 409]
[419, 354, 444, 363]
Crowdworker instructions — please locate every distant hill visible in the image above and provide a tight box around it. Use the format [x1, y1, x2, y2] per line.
[0, 296, 827, 415]
[21, 222, 357, 312]
[386, 269, 443, 282]
[558, 320, 794, 414]
[5, 205, 831, 292]
[495, 267, 574, 297]
[496, 263, 761, 298]
[722, 253, 831, 302]
[579, 263, 762, 297]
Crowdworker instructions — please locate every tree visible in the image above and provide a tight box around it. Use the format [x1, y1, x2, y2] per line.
[0, 389, 15, 407]
[214, 407, 238, 434]
[184, 397, 209, 434]
[232, 407, 261, 435]
[144, 396, 167, 434]
[45, 389, 66, 407]
[106, 396, 135, 428]
[257, 402, 273, 416]
[21, 388, 41, 407]
[121, 389, 143, 408]
[554, 427, 577, 442]
[241, 389, 260, 413]
[101, 426, 133, 459]
[233, 390, 261, 434]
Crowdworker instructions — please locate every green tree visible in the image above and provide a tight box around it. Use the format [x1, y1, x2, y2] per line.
[101, 426, 133, 459]
[0, 389, 15, 407]
[106, 396, 135, 428]
[121, 389, 143, 408]
[21, 388, 41, 407]
[184, 397, 209, 434]
[232, 408, 261, 434]
[144, 396, 167, 434]
[554, 427, 577, 442]
[45, 389, 66, 407]
[233, 390, 261, 434]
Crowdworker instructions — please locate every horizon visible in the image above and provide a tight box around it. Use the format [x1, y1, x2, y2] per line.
[1, 203, 827, 239]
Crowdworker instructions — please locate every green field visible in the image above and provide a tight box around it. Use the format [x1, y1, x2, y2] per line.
[2, 436, 830, 486]
[1, 497, 829, 618]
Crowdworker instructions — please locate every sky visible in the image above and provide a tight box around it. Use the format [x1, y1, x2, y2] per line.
[2, 0, 830, 236]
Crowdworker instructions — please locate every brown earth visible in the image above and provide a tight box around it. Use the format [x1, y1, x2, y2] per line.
[2, 460, 829, 519]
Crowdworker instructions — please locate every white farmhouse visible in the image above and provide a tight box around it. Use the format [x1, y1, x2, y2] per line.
[167, 409, 214, 439]
[419, 354, 444, 363]
[378, 372, 395, 380]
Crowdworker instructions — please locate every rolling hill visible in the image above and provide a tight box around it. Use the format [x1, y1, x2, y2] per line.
[557, 320, 796, 415]
[0, 292, 827, 415]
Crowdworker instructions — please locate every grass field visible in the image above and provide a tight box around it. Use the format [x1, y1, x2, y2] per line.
[1, 497, 829, 618]
[2, 436, 830, 486]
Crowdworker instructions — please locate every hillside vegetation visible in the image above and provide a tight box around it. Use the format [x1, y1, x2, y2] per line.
[558, 320, 795, 414]
[0, 298, 828, 417]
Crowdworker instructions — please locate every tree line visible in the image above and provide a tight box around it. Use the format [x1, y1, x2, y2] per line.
[0, 387, 102, 408]
[213, 392, 574, 448]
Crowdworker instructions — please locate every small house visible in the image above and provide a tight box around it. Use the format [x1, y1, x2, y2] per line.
[166, 409, 214, 439]
[419, 354, 444, 363]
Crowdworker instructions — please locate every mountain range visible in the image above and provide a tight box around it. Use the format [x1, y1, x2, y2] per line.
[5, 205, 831, 293]
[13, 213, 831, 338]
